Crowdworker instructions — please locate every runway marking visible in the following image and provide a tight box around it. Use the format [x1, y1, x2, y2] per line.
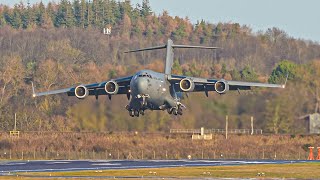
[88, 160, 113, 162]
[1, 163, 26, 166]
[46, 162, 71, 164]
[91, 163, 121, 166]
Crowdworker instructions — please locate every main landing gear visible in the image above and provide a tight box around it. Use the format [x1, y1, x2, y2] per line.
[167, 103, 185, 116]
[128, 109, 145, 117]
[167, 107, 182, 115]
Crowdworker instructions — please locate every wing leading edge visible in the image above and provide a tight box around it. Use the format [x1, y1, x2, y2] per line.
[32, 76, 133, 97]
[169, 74, 285, 93]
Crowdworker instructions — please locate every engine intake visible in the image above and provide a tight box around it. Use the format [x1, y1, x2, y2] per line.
[180, 78, 195, 92]
[105, 81, 119, 94]
[75, 85, 89, 99]
[215, 80, 229, 94]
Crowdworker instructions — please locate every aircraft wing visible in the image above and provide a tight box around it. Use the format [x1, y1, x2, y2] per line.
[168, 75, 285, 93]
[32, 76, 133, 97]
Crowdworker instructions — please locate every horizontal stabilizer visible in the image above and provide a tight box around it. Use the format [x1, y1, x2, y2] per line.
[172, 45, 220, 49]
[124, 44, 219, 53]
[124, 45, 166, 53]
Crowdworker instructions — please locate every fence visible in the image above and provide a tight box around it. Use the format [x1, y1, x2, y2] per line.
[0, 149, 307, 161]
[170, 129, 263, 135]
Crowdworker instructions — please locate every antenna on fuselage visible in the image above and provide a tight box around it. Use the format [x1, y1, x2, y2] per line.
[124, 39, 220, 75]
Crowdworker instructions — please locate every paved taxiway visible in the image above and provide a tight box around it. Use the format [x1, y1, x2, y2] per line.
[0, 159, 308, 174]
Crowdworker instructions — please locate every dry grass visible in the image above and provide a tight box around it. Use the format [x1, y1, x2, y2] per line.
[0, 132, 318, 160]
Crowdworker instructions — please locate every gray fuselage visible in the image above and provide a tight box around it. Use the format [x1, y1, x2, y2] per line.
[128, 70, 178, 111]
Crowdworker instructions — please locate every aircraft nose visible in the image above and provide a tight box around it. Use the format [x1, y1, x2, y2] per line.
[135, 77, 148, 93]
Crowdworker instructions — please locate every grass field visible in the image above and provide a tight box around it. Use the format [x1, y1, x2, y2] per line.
[3, 162, 319, 179]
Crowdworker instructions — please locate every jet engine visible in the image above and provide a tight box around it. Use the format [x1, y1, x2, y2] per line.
[214, 80, 229, 94]
[105, 80, 119, 94]
[75, 85, 89, 99]
[179, 78, 195, 92]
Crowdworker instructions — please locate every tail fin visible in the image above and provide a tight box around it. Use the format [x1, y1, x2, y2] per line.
[124, 39, 220, 75]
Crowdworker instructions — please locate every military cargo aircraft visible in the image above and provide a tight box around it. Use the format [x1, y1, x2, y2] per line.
[32, 39, 286, 117]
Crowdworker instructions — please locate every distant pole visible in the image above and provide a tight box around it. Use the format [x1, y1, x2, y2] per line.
[14, 113, 17, 131]
[225, 115, 228, 139]
[251, 116, 254, 135]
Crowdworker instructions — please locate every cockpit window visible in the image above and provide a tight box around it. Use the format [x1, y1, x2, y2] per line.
[138, 73, 152, 78]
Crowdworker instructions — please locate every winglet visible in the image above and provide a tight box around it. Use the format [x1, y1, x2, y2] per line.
[31, 82, 37, 97]
[282, 74, 289, 88]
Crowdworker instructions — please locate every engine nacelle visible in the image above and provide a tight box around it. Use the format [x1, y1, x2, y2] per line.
[179, 78, 195, 92]
[105, 80, 119, 95]
[215, 80, 229, 94]
[75, 85, 89, 99]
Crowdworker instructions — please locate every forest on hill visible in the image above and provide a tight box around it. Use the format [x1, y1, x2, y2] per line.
[0, 0, 320, 134]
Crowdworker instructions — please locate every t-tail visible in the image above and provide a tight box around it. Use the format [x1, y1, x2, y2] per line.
[124, 39, 220, 75]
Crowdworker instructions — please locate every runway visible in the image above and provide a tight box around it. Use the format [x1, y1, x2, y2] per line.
[0, 159, 308, 174]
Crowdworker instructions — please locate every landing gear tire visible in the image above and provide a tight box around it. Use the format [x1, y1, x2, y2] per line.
[167, 108, 173, 115]
[134, 110, 139, 117]
[173, 109, 178, 115]
[177, 108, 183, 115]
[129, 110, 134, 117]
[139, 110, 145, 115]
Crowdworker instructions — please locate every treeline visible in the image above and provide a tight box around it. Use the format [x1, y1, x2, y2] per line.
[0, 0, 319, 134]
[1, 0, 320, 72]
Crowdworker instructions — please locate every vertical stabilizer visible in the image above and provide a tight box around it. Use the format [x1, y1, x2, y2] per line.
[124, 39, 219, 75]
[165, 39, 174, 75]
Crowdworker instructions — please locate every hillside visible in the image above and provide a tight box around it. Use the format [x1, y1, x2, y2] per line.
[0, 0, 319, 134]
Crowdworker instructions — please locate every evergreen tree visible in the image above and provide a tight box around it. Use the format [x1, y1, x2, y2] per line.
[240, 66, 258, 82]
[11, 4, 22, 29]
[140, 0, 151, 17]
[113, 1, 121, 23]
[80, 0, 87, 27]
[172, 23, 186, 40]
[120, 0, 132, 19]
[55, 0, 67, 27]
[73, 0, 82, 27]
[55, 0, 74, 27]
[95, 0, 105, 28]
[2, 5, 11, 26]
[91, 0, 98, 26]
[46, 2, 55, 24]
[0, 8, 4, 27]
[65, 1, 74, 27]
[268, 60, 297, 84]
[35, 1, 46, 26]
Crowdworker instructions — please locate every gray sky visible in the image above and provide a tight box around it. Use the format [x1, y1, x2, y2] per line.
[1, 0, 319, 42]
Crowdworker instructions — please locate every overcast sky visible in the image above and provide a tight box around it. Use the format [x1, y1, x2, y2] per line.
[1, 0, 319, 42]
